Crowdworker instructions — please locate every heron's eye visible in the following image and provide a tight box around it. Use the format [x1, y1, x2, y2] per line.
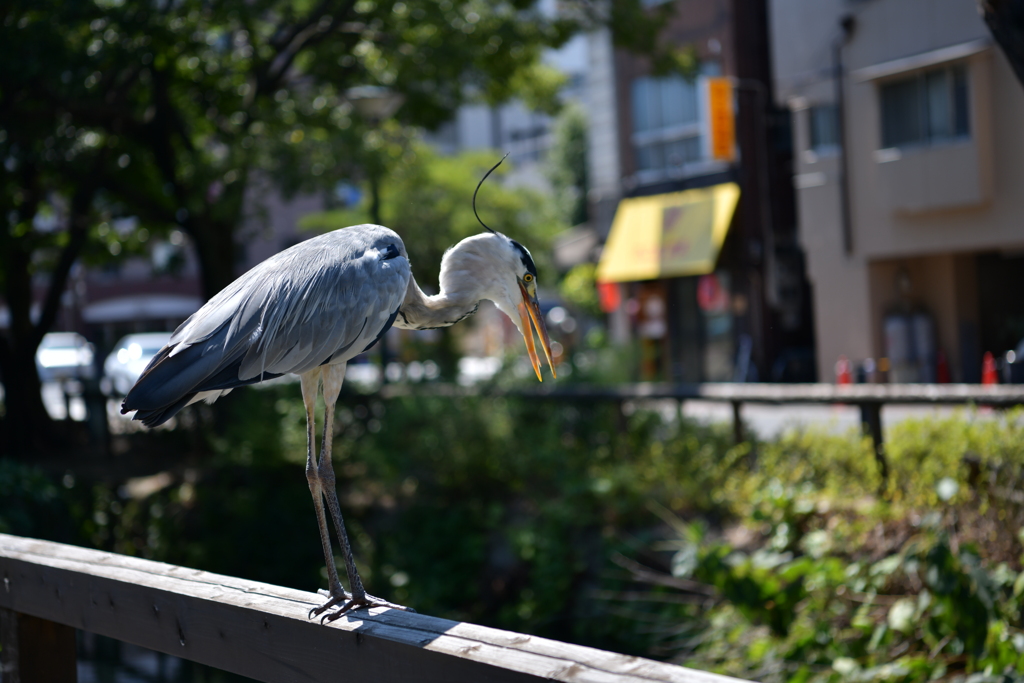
[523, 273, 534, 283]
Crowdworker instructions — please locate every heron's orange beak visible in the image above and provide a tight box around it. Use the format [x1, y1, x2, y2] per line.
[517, 282, 556, 381]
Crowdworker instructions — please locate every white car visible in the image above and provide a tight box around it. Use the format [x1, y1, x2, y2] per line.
[103, 332, 172, 396]
[36, 332, 96, 383]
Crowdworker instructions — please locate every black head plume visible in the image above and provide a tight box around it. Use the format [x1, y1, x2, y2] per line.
[473, 153, 509, 235]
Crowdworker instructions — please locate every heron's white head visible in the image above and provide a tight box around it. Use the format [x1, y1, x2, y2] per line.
[438, 231, 556, 381]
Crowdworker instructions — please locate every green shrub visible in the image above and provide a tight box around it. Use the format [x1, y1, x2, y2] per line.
[0, 459, 75, 541]
[8, 392, 1024, 677]
[614, 410, 1024, 682]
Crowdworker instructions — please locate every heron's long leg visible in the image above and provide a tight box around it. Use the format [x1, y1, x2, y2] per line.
[312, 363, 411, 621]
[300, 369, 345, 613]
[315, 364, 364, 598]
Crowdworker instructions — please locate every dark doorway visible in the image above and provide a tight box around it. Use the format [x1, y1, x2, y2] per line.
[977, 252, 1024, 355]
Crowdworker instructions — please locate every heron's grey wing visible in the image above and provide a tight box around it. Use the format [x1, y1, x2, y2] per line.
[122, 225, 410, 427]
[236, 238, 409, 379]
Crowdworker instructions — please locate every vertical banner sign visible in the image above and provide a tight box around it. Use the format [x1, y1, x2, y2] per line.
[707, 77, 736, 162]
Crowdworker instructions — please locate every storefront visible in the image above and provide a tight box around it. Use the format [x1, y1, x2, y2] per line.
[596, 183, 742, 382]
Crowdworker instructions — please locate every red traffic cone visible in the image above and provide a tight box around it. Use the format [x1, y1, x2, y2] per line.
[982, 351, 998, 385]
[835, 355, 852, 385]
[936, 350, 950, 384]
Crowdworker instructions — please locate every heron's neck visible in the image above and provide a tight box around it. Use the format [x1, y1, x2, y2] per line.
[394, 276, 480, 330]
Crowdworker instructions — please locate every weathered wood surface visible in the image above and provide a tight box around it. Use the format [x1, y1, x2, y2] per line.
[0, 534, 748, 683]
[379, 382, 1024, 406]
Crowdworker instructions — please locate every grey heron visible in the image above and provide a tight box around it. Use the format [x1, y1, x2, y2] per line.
[120, 174, 556, 622]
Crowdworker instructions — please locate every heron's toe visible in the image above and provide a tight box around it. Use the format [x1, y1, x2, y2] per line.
[319, 593, 415, 624]
[308, 588, 351, 619]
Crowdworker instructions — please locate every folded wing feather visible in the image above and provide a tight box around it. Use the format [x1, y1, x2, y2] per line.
[122, 225, 410, 427]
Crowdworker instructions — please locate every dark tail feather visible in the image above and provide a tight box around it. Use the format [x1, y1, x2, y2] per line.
[128, 392, 198, 428]
[121, 329, 234, 426]
[121, 323, 284, 428]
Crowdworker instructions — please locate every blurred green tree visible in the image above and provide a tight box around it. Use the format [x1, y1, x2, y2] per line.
[547, 103, 589, 228]
[2, 0, 679, 299]
[559, 263, 601, 318]
[0, 0, 682, 451]
[0, 10, 125, 454]
[300, 143, 558, 376]
[302, 144, 556, 285]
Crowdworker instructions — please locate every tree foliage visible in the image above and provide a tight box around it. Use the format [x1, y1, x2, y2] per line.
[300, 143, 559, 287]
[2, 0, 677, 297]
[300, 143, 560, 377]
[0, 0, 680, 452]
[0, 8, 120, 453]
[547, 102, 589, 228]
[560, 263, 602, 317]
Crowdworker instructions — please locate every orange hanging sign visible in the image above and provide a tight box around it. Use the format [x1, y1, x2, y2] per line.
[707, 77, 736, 162]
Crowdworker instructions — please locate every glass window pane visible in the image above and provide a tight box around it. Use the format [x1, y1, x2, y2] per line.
[666, 77, 700, 127]
[636, 143, 651, 170]
[925, 69, 951, 139]
[632, 78, 656, 133]
[662, 137, 701, 167]
[637, 142, 666, 171]
[878, 63, 970, 148]
[682, 135, 701, 163]
[809, 105, 838, 150]
[881, 77, 923, 147]
[665, 139, 685, 167]
[649, 143, 665, 170]
[661, 77, 685, 128]
[635, 75, 701, 133]
[633, 74, 705, 170]
[648, 79, 662, 130]
[953, 65, 969, 137]
[680, 78, 698, 123]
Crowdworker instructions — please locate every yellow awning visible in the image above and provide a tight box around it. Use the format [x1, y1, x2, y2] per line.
[596, 182, 740, 283]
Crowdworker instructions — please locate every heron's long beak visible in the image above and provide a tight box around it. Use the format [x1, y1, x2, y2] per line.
[517, 282, 556, 381]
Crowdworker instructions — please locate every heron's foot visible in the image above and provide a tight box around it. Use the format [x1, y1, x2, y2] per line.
[307, 589, 411, 626]
[311, 588, 414, 624]
[308, 587, 352, 620]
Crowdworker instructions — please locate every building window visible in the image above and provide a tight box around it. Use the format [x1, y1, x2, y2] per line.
[631, 75, 703, 173]
[880, 63, 969, 149]
[808, 104, 839, 152]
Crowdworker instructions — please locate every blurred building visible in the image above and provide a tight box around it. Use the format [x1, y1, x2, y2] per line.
[421, 21, 590, 369]
[589, 0, 815, 382]
[771, 0, 1024, 382]
[424, 33, 588, 191]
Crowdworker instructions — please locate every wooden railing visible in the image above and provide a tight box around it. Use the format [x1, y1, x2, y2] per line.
[0, 534, 747, 683]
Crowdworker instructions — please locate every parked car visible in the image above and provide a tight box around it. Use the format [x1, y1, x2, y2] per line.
[103, 332, 172, 396]
[36, 332, 96, 383]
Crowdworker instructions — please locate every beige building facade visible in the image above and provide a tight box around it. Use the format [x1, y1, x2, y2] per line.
[770, 0, 1024, 382]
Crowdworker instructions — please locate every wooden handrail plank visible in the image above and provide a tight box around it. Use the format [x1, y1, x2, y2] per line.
[0, 548, 561, 682]
[0, 535, 747, 683]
